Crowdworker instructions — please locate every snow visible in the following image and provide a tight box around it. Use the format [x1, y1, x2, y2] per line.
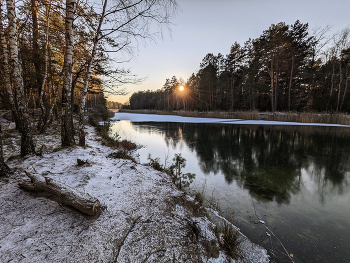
[113, 112, 350, 127]
[0, 123, 269, 262]
[206, 209, 270, 263]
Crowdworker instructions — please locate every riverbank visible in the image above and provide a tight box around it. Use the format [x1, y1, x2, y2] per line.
[0, 117, 269, 262]
[119, 109, 350, 126]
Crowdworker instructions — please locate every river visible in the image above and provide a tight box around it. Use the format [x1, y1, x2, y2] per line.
[110, 113, 350, 263]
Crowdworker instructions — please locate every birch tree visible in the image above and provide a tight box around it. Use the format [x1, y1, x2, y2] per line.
[0, 124, 11, 177]
[5, 0, 36, 156]
[61, 0, 76, 146]
[77, 0, 178, 146]
[0, 0, 19, 127]
[37, 0, 52, 131]
[78, 0, 107, 146]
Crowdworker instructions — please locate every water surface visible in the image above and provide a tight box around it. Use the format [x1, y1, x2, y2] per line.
[110, 118, 350, 263]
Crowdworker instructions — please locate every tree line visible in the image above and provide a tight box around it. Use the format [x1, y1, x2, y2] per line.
[0, 0, 177, 173]
[106, 101, 124, 109]
[129, 20, 350, 113]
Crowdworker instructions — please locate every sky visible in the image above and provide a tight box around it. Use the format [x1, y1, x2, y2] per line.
[106, 0, 350, 104]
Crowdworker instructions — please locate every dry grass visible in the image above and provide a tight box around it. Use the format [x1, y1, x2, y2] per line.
[120, 109, 350, 125]
[218, 222, 242, 260]
[264, 112, 350, 125]
[120, 140, 137, 151]
[107, 150, 137, 163]
[119, 109, 260, 120]
[108, 110, 115, 118]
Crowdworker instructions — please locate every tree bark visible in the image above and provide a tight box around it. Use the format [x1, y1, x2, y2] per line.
[30, 0, 43, 98]
[0, 125, 11, 177]
[340, 64, 349, 111]
[37, 0, 51, 130]
[336, 60, 342, 112]
[78, 0, 108, 146]
[6, 0, 36, 156]
[19, 171, 100, 215]
[275, 56, 279, 112]
[61, 0, 76, 146]
[0, 2, 19, 128]
[288, 56, 295, 111]
[40, 75, 62, 133]
[269, 58, 274, 112]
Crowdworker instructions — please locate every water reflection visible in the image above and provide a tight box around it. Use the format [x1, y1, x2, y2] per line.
[131, 122, 350, 204]
[112, 120, 350, 262]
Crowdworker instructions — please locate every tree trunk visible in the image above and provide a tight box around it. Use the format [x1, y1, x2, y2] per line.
[78, 0, 107, 146]
[61, 0, 76, 146]
[288, 56, 295, 111]
[30, 0, 43, 99]
[19, 170, 100, 215]
[340, 64, 349, 111]
[6, 0, 36, 156]
[275, 57, 279, 112]
[40, 75, 62, 133]
[327, 61, 336, 111]
[0, 125, 11, 177]
[336, 60, 342, 112]
[0, 2, 19, 128]
[37, 0, 51, 131]
[269, 58, 274, 112]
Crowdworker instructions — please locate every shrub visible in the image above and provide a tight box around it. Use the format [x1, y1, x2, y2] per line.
[96, 104, 110, 121]
[96, 123, 120, 148]
[108, 110, 115, 118]
[88, 116, 98, 127]
[169, 153, 196, 189]
[107, 150, 136, 163]
[218, 222, 242, 259]
[120, 140, 137, 151]
[147, 155, 164, 171]
[194, 192, 204, 205]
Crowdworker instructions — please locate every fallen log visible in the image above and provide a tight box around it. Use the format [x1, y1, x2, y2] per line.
[19, 171, 100, 215]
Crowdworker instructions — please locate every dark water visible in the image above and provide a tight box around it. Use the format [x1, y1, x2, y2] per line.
[110, 120, 350, 263]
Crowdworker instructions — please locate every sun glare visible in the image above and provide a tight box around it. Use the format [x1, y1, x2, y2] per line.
[179, 86, 184, 91]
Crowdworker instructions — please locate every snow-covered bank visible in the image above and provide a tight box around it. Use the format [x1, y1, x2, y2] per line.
[0, 124, 269, 262]
[113, 112, 350, 127]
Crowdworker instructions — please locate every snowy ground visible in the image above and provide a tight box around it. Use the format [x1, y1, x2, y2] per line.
[114, 112, 350, 127]
[0, 119, 269, 263]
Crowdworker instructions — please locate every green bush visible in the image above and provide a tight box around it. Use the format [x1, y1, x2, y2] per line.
[170, 153, 196, 189]
[97, 104, 109, 121]
[147, 154, 164, 171]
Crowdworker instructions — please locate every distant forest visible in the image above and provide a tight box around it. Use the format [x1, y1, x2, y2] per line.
[129, 21, 350, 112]
[107, 101, 124, 109]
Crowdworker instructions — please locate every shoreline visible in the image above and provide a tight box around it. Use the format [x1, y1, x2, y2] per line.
[0, 118, 269, 263]
[115, 109, 350, 126]
[112, 111, 350, 128]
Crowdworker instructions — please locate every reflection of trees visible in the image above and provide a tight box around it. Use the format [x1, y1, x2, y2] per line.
[131, 122, 350, 203]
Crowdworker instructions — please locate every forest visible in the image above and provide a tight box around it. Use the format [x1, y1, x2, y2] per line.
[129, 21, 350, 113]
[0, 0, 176, 165]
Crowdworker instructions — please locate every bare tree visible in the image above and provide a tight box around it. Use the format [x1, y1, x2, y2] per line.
[78, 0, 108, 146]
[61, 0, 76, 146]
[37, 0, 52, 131]
[5, 0, 36, 156]
[77, 0, 178, 146]
[0, 0, 19, 127]
[335, 28, 350, 112]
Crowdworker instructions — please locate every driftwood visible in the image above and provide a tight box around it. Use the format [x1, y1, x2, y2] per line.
[19, 171, 100, 215]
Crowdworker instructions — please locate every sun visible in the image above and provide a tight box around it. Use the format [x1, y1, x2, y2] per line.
[179, 86, 184, 91]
